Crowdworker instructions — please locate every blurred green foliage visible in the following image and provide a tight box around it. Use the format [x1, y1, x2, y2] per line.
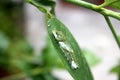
[0, 32, 9, 53]
[111, 63, 120, 74]
[82, 49, 101, 67]
[0, 0, 23, 39]
[118, 36, 120, 43]
[110, 61, 120, 80]
[110, 36, 120, 80]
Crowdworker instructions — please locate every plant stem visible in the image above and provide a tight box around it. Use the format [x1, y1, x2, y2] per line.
[65, 0, 120, 21]
[104, 15, 120, 49]
[25, 0, 52, 19]
[25, 0, 47, 13]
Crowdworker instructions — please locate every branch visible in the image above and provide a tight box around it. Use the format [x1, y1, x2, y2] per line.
[65, 0, 120, 20]
[103, 16, 120, 48]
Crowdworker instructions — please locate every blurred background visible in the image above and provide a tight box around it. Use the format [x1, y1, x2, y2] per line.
[0, 0, 120, 80]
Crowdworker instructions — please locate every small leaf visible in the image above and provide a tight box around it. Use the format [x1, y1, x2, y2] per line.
[105, 0, 117, 2]
[110, 65, 120, 73]
[82, 49, 101, 67]
[110, 2, 120, 9]
[103, 0, 120, 9]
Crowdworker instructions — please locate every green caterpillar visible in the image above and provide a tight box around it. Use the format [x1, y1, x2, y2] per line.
[52, 29, 78, 69]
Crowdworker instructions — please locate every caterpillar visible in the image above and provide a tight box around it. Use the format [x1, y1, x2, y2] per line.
[52, 29, 78, 69]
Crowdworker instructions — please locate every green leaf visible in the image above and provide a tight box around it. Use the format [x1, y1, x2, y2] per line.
[15, 60, 42, 79]
[110, 61, 120, 74]
[47, 16, 93, 80]
[109, 2, 120, 9]
[105, 0, 118, 2]
[7, 40, 33, 59]
[32, 73, 59, 80]
[82, 49, 101, 67]
[101, 0, 120, 9]
[26, 0, 94, 80]
[110, 65, 120, 73]
[118, 36, 120, 43]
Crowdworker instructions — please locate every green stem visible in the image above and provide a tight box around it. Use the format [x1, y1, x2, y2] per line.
[25, 0, 53, 18]
[65, 0, 120, 20]
[25, 0, 47, 13]
[104, 15, 120, 49]
[118, 67, 120, 80]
